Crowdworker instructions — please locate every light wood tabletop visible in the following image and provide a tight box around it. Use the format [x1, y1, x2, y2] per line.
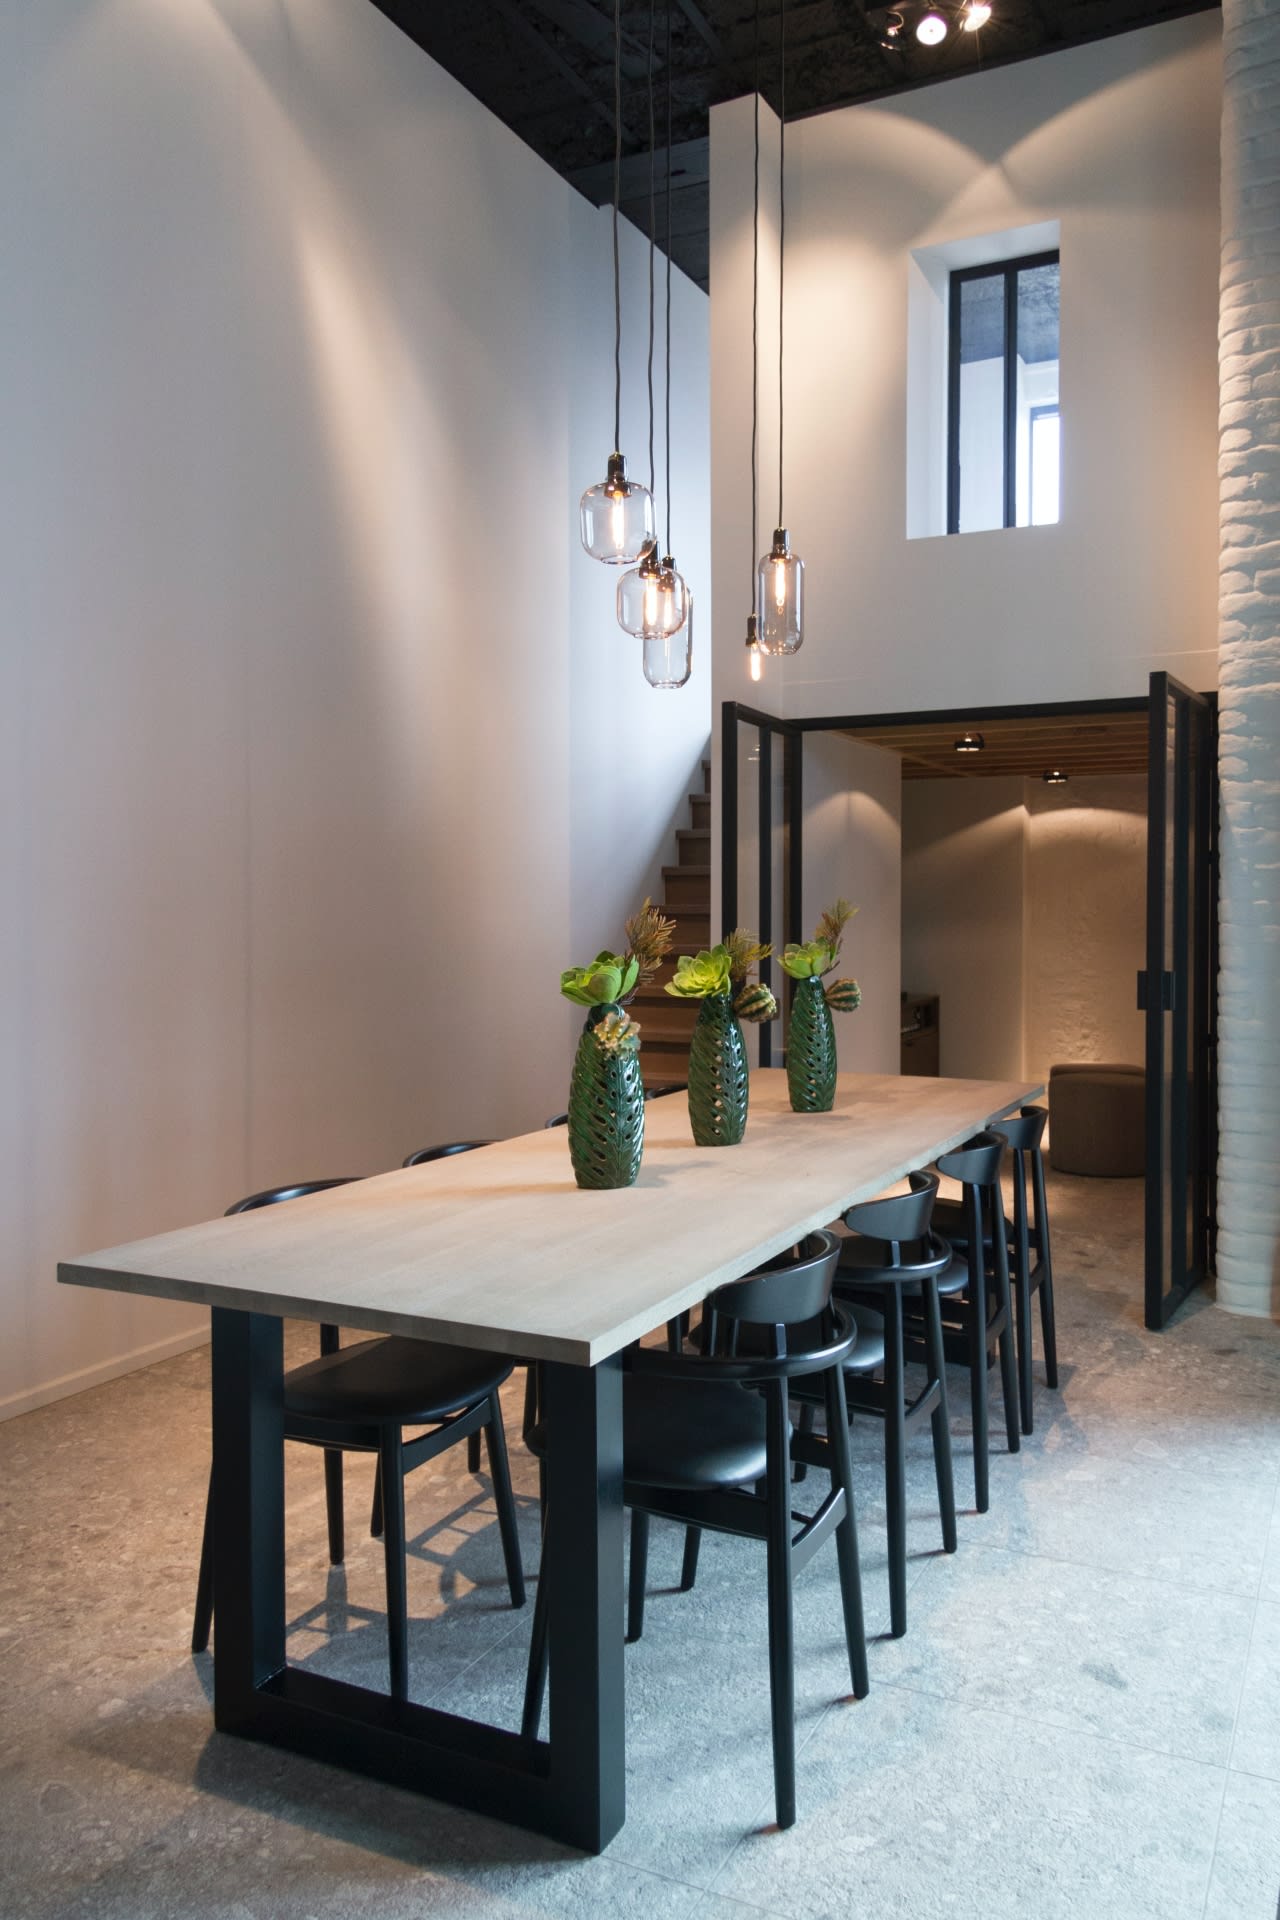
[58, 1070, 1039, 1366]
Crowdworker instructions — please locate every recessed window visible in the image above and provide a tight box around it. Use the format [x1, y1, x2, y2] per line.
[947, 251, 1060, 534]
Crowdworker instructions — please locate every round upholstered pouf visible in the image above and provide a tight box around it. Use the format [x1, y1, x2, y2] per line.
[1047, 1063, 1146, 1177]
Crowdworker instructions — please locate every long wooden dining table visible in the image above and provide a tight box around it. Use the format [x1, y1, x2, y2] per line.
[58, 1068, 1038, 1852]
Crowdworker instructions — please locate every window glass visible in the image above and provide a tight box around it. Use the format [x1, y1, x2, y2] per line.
[948, 251, 1059, 534]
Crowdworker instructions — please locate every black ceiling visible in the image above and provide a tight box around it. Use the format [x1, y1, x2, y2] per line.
[370, 1, 1219, 290]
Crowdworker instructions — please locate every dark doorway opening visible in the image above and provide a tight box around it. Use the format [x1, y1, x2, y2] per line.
[720, 680, 1217, 1330]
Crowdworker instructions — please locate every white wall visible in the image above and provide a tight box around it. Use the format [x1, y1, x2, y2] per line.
[0, 0, 710, 1418]
[900, 772, 1147, 1088]
[1022, 775, 1147, 1094]
[709, 15, 1221, 725]
[901, 778, 1026, 1079]
[799, 736, 901, 1073]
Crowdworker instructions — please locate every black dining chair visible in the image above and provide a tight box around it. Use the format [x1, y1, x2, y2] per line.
[191, 1178, 525, 1700]
[521, 1230, 868, 1832]
[930, 1108, 1058, 1435]
[902, 1133, 1020, 1512]
[791, 1170, 956, 1639]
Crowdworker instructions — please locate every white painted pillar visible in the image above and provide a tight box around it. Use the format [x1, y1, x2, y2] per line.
[1218, 0, 1280, 1316]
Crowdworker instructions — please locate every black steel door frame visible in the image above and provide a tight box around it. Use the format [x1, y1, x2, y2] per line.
[720, 690, 1219, 1327]
[1141, 675, 1218, 1329]
[721, 703, 804, 1065]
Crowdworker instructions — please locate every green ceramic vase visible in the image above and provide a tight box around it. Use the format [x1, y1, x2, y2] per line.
[687, 993, 749, 1147]
[787, 976, 838, 1113]
[567, 1005, 645, 1189]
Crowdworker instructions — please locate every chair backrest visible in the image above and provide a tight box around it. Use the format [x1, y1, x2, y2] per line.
[706, 1229, 840, 1329]
[225, 1177, 359, 1216]
[842, 1170, 938, 1246]
[992, 1107, 1047, 1155]
[544, 1112, 568, 1130]
[645, 1083, 687, 1099]
[935, 1131, 1004, 1189]
[402, 1140, 493, 1168]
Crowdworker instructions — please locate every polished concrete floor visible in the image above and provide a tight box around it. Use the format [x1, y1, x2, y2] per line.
[3, 1172, 1280, 1919]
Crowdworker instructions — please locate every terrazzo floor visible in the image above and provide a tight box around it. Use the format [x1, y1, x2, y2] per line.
[2, 1172, 1279, 1919]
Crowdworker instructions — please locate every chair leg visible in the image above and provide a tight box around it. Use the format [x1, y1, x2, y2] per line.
[1012, 1180, 1035, 1437]
[483, 1394, 526, 1609]
[822, 1365, 869, 1699]
[370, 1456, 384, 1539]
[1034, 1153, 1059, 1388]
[883, 1286, 909, 1639]
[379, 1429, 409, 1701]
[968, 1254, 991, 1515]
[192, 1465, 215, 1653]
[764, 1381, 797, 1830]
[323, 1447, 345, 1564]
[922, 1277, 957, 1555]
[627, 1509, 650, 1643]
[467, 1431, 482, 1473]
[793, 1400, 814, 1483]
[521, 1507, 551, 1742]
[992, 1232, 1021, 1457]
[680, 1526, 701, 1591]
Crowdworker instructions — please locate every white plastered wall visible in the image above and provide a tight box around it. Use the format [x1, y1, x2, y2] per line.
[0, 0, 710, 1417]
[709, 16, 1221, 730]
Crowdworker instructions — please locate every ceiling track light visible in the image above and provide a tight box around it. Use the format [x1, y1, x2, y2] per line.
[873, 1, 993, 51]
[580, 0, 654, 565]
[1043, 768, 1068, 785]
[954, 732, 985, 753]
[915, 10, 947, 45]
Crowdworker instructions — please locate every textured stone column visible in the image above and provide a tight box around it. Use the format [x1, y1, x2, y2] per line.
[1218, 0, 1280, 1316]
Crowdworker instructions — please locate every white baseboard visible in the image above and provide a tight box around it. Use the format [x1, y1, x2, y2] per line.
[0, 1322, 211, 1422]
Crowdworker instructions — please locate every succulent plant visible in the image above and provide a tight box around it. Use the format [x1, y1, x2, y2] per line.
[665, 946, 733, 1001]
[780, 900, 858, 982]
[592, 1007, 642, 1054]
[824, 978, 862, 1013]
[734, 981, 778, 1024]
[560, 950, 640, 1008]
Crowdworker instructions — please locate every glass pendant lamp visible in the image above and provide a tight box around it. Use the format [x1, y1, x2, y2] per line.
[643, 590, 693, 689]
[617, 540, 688, 637]
[580, 2, 655, 567]
[757, 527, 804, 654]
[756, 0, 805, 657]
[581, 454, 655, 566]
[746, 613, 763, 682]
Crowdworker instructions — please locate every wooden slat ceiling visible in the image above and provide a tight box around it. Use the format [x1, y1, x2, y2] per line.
[839, 711, 1149, 780]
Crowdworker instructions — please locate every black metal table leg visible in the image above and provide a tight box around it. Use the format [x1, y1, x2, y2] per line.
[207, 1310, 627, 1854]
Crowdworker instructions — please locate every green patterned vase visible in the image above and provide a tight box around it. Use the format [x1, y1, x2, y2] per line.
[567, 1005, 645, 1189]
[787, 976, 838, 1113]
[687, 993, 749, 1147]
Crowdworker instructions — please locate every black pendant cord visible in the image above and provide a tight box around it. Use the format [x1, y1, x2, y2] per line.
[665, 0, 674, 556]
[751, 0, 760, 602]
[778, 0, 786, 529]
[612, 0, 622, 453]
[647, 0, 657, 501]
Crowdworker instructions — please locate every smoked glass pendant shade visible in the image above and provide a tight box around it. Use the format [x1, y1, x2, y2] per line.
[756, 527, 804, 655]
[580, 452, 656, 566]
[643, 590, 693, 688]
[618, 544, 688, 639]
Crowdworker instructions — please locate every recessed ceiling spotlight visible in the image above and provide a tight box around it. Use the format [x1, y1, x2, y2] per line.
[954, 732, 985, 753]
[961, 1, 992, 29]
[1042, 768, 1068, 785]
[916, 10, 949, 46]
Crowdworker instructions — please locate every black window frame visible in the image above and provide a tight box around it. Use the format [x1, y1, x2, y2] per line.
[946, 248, 1060, 536]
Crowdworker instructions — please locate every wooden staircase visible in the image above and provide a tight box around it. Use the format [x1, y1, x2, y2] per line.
[637, 757, 712, 1091]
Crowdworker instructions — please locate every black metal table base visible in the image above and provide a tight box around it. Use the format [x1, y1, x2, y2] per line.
[210, 1310, 625, 1853]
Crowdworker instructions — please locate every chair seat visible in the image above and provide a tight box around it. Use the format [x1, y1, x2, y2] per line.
[526, 1375, 772, 1492]
[284, 1336, 513, 1425]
